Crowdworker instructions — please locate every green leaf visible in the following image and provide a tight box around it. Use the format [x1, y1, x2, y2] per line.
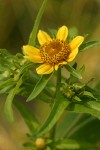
[56, 112, 83, 138]
[65, 64, 82, 79]
[28, 0, 48, 45]
[78, 65, 85, 75]
[17, 61, 34, 78]
[73, 96, 82, 102]
[73, 103, 100, 120]
[83, 91, 97, 100]
[79, 41, 100, 52]
[85, 101, 100, 112]
[32, 93, 70, 138]
[27, 73, 53, 101]
[65, 116, 94, 138]
[0, 78, 15, 94]
[0, 79, 14, 88]
[55, 138, 93, 149]
[0, 85, 14, 94]
[4, 76, 23, 122]
[56, 139, 80, 149]
[13, 99, 40, 132]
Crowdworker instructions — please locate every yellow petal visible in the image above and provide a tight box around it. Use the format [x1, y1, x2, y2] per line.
[69, 36, 84, 50]
[36, 63, 54, 74]
[24, 56, 43, 63]
[37, 30, 52, 45]
[56, 25, 68, 41]
[23, 45, 43, 63]
[67, 48, 78, 62]
[23, 45, 40, 55]
[55, 61, 67, 70]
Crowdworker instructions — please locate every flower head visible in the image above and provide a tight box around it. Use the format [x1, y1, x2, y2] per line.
[23, 26, 84, 74]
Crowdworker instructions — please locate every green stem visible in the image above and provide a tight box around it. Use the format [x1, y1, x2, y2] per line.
[50, 68, 61, 149]
[55, 68, 61, 96]
[28, 0, 48, 46]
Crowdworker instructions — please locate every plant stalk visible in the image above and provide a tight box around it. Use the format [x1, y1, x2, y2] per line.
[50, 68, 61, 149]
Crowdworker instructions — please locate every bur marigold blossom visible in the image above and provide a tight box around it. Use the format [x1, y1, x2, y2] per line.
[23, 26, 84, 74]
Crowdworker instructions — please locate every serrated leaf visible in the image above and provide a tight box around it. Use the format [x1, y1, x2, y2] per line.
[65, 64, 82, 79]
[79, 41, 100, 52]
[27, 73, 53, 101]
[4, 76, 23, 122]
[32, 93, 70, 138]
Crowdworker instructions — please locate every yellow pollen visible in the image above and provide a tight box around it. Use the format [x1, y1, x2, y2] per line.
[40, 39, 71, 64]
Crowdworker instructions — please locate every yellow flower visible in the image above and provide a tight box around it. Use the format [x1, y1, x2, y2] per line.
[23, 26, 84, 74]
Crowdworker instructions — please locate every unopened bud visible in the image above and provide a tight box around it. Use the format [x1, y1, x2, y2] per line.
[64, 89, 75, 99]
[35, 137, 46, 150]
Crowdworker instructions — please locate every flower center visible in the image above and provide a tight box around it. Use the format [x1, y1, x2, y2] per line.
[40, 39, 71, 65]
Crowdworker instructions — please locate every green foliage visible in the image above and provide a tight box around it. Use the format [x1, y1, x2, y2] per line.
[55, 138, 93, 149]
[13, 99, 40, 132]
[32, 93, 70, 139]
[0, 1, 100, 149]
[27, 73, 53, 101]
[0, 34, 100, 150]
[79, 41, 100, 51]
[4, 75, 23, 122]
[65, 64, 83, 79]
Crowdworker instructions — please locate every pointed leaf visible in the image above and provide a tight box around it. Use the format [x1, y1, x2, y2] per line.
[79, 41, 100, 52]
[73, 96, 82, 102]
[55, 139, 93, 149]
[0, 85, 14, 94]
[73, 103, 100, 120]
[32, 93, 70, 138]
[27, 73, 53, 101]
[13, 99, 40, 132]
[86, 101, 100, 112]
[56, 139, 80, 149]
[17, 61, 34, 78]
[4, 76, 23, 122]
[79, 65, 85, 75]
[65, 65, 82, 79]
[83, 91, 97, 100]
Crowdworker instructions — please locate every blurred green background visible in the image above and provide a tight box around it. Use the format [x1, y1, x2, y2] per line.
[0, 0, 100, 149]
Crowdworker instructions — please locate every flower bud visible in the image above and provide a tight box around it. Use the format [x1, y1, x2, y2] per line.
[35, 137, 46, 150]
[64, 89, 75, 99]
